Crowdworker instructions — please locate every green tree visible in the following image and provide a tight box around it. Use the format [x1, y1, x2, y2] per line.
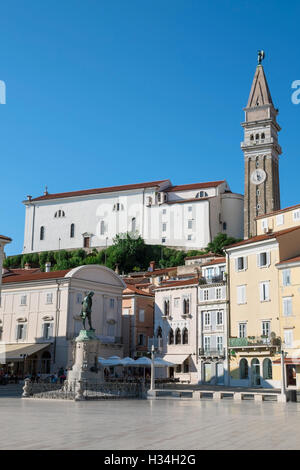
[205, 233, 241, 255]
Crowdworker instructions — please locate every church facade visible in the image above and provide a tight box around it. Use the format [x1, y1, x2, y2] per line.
[22, 179, 243, 253]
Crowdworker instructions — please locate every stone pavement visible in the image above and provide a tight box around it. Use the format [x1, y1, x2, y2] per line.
[0, 394, 300, 449]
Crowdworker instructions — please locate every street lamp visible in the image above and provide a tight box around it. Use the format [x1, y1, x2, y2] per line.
[150, 344, 155, 391]
[280, 348, 288, 396]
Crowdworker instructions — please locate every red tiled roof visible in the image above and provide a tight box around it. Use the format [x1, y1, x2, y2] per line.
[0, 235, 12, 242]
[157, 277, 199, 289]
[128, 266, 177, 278]
[2, 268, 41, 278]
[185, 253, 222, 260]
[165, 181, 225, 192]
[2, 269, 71, 284]
[123, 284, 154, 297]
[225, 226, 300, 250]
[256, 203, 300, 220]
[201, 257, 226, 267]
[276, 255, 300, 266]
[27, 180, 170, 202]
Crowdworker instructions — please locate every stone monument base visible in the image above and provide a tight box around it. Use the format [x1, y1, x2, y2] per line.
[67, 329, 104, 399]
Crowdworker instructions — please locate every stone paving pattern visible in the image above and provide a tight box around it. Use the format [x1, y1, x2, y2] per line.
[0, 386, 300, 450]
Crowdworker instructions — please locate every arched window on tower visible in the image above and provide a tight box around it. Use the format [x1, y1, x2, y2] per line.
[168, 329, 174, 345]
[163, 300, 170, 316]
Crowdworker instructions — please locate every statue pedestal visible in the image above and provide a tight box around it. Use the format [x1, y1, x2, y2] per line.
[67, 329, 104, 393]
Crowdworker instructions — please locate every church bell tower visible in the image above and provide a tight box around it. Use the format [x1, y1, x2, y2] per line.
[242, 51, 281, 239]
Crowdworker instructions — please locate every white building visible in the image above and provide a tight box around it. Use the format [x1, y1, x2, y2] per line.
[22, 179, 243, 253]
[197, 258, 229, 385]
[154, 278, 199, 384]
[0, 265, 125, 377]
[0, 235, 12, 291]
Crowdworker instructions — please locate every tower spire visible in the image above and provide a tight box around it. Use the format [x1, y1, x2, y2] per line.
[242, 54, 282, 239]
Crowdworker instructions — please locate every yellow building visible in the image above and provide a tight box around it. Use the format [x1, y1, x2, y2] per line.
[256, 204, 300, 236]
[225, 226, 300, 389]
[275, 256, 300, 389]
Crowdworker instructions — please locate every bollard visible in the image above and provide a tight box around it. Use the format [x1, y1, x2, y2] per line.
[22, 378, 32, 398]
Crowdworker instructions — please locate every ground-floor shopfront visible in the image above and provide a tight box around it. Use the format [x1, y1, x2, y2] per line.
[0, 343, 52, 378]
[229, 351, 282, 388]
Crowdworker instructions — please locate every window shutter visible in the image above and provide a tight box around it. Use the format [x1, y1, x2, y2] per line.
[23, 324, 27, 340]
[237, 286, 242, 304]
[41, 323, 45, 339]
[235, 259, 239, 272]
[257, 254, 261, 267]
[267, 252, 271, 266]
[259, 283, 263, 301]
[15, 325, 19, 341]
[49, 323, 54, 338]
[244, 257, 248, 270]
[265, 282, 270, 301]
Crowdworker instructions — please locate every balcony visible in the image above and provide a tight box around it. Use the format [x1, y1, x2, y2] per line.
[199, 348, 225, 358]
[201, 274, 225, 285]
[229, 336, 281, 351]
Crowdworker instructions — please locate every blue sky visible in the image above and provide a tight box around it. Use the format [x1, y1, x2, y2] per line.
[1, 0, 300, 255]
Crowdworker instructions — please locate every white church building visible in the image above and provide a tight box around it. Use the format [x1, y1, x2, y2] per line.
[22, 179, 243, 254]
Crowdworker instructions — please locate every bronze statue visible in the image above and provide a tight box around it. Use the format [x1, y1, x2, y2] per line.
[80, 291, 94, 330]
[257, 50, 265, 65]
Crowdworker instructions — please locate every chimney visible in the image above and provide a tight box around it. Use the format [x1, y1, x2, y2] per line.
[149, 261, 156, 272]
[27, 195, 32, 201]
[44, 185, 48, 196]
[24, 263, 31, 270]
[45, 262, 51, 273]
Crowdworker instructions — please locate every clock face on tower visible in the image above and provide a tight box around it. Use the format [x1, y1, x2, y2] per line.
[250, 169, 266, 185]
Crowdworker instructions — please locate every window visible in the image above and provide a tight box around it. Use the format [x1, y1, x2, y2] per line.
[183, 298, 190, 315]
[206, 268, 214, 279]
[203, 289, 209, 301]
[263, 358, 272, 379]
[276, 214, 284, 226]
[107, 323, 115, 336]
[139, 309, 145, 322]
[216, 287, 222, 300]
[162, 223, 167, 232]
[187, 235, 192, 241]
[46, 293, 53, 304]
[161, 237, 166, 243]
[257, 252, 270, 268]
[175, 328, 181, 345]
[100, 220, 105, 235]
[182, 328, 188, 344]
[70, 223, 75, 238]
[223, 222, 227, 230]
[240, 358, 249, 379]
[196, 191, 208, 198]
[20, 295, 27, 306]
[282, 269, 291, 286]
[54, 210, 65, 218]
[239, 323, 247, 338]
[162, 209, 167, 215]
[41, 351, 51, 374]
[217, 336, 223, 352]
[43, 323, 53, 340]
[110, 299, 115, 309]
[260, 281, 270, 302]
[76, 293, 82, 304]
[188, 206, 192, 212]
[188, 220, 193, 229]
[250, 134, 254, 141]
[138, 334, 145, 346]
[262, 321, 270, 338]
[40, 226, 45, 241]
[204, 312, 211, 326]
[16, 324, 27, 341]
[283, 297, 292, 316]
[163, 300, 170, 316]
[261, 133, 265, 140]
[168, 329, 174, 345]
[217, 311, 223, 325]
[204, 336, 210, 352]
[293, 210, 300, 221]
[284, 329, 293, 348]
[261, 219, 268, 231]
[131, 218, 136, 232]
[174, 298, 179, 308]
[237, 285, 246, 304]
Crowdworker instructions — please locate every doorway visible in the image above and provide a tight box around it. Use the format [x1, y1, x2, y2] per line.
[251, 358, 261, 386]
[286, 365, 296, 386]
[216, 362, 224, 385]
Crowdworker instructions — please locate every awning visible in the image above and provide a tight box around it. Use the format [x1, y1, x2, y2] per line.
[0, 343, 51, 361]
[162, 354, 190, 364]
[273, 357, 300, 365]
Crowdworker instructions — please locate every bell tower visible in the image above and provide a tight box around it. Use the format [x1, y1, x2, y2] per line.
[242, 52, 281, 239]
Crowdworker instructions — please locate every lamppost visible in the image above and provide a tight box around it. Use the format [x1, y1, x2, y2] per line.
[150, 344, 155, 391]
[280, 348, 287, 396]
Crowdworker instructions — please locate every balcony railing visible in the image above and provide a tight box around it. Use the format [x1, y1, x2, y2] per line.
[229, 336, 280, 348]
[199, 348, 225, 358]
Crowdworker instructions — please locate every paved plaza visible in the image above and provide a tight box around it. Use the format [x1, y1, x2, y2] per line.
[1, 390, 300, 450]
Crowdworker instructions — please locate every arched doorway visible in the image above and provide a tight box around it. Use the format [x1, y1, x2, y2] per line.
[251, 358, 260, 386]
[216, 362, 224, 384]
